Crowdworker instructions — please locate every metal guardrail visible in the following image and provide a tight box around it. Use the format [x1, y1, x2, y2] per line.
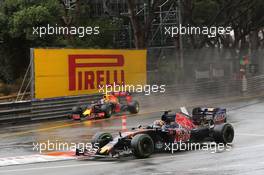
[0, 94, 101, 124]
[30, 94, 102, 121]
[0, 75, 264, 124]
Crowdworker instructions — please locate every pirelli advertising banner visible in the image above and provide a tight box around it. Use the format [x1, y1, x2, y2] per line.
[33, 49, 147, 99]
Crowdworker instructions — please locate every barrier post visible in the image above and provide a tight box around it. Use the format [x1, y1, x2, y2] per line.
[121, 115, 127, 131]
[242, 75, 248, 95]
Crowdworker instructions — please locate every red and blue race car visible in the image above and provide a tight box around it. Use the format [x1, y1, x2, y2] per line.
[76, 107, 234, 159]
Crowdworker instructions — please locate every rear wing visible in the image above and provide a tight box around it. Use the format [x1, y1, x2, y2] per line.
[109, 91, 131, 97]
[193, 107, 226, 116]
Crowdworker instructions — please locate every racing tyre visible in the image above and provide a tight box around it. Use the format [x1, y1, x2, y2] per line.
[192, 107, 203, 125]
[101, 104, 112, 118]
[80, 105, 88, 111]
[131, 134, 154, 158]
[128, 101, 139, 114]
[71, 106, 83, 120]
[75, 148, 81, 156]
[91, 132, 113, 148]
[192, 107, 202, 115]
[213, 123, 234, 144]
[72, 106, 82, 114]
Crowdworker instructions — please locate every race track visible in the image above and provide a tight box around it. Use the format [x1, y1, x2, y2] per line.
[0, 97, 264, 175]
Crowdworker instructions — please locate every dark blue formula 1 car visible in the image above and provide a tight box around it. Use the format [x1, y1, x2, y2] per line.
[75, 107, 234, 159]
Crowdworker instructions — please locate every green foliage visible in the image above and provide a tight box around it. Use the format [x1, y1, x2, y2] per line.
[10, 6, 52, 36]
[0, 0, 119, 83]
[0, 12, 7, 39]
[69, 18, 120, 48]
[192, 0, 219, 25]
[0, 0, 119, 47]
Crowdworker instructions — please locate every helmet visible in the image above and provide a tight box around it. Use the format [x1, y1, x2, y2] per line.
[103, 94, 110, 101]
[153, 120, 165, 128]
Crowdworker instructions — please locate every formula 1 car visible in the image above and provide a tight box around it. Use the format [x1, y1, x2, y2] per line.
[76, 107, 234, 159]
[71, 91, 139, 120]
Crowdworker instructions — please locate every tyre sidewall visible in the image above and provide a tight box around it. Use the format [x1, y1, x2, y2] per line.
[91, 132, 113, 148]
[128, 101, 140, 114]
[131, 134, 154, 158]
[213, 123, 234, 144]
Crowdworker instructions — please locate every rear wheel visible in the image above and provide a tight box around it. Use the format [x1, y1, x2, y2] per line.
[131, 134, 154, 158]
[128, 101, 139, 114]
[192, 107, 202, 115]
[101, 104, 112, 118]
[192, 107, 203, 125]
[91, 132, 113, 148]
[213, 123, 234, 144]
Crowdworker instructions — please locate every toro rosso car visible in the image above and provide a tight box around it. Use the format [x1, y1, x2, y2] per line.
[71, 92, 139, 120]
[76, 107, 234, 159]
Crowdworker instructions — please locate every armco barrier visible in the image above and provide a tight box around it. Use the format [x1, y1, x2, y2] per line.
[0, 75, 264, 124]
[0, 101, 31, 122]
[30, 94, 101, 121]
[0, 94, 101, 124]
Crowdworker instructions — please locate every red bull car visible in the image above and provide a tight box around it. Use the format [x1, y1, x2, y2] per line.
[76, 107, 234, 159]
[71, 91, 139, 120]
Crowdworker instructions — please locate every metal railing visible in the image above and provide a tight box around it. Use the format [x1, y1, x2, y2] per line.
[0, 94, 101, 124]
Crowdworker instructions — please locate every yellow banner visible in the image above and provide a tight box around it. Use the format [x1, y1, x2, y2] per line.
[33, 49, 146, 99]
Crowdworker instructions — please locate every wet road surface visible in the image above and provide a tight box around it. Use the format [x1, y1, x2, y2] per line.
[0, 97, 263, 175]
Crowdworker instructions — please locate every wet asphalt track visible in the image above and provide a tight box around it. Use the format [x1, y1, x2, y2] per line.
[0, 97, 264, 175]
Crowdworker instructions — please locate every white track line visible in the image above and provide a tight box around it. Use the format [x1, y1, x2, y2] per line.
[0, 155, 74, 167]
[0, 162, 111, 173]
[236, 133, 264, 137]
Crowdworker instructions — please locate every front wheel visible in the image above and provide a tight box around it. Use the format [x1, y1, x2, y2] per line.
[91, 132, 113, 148]
[71, 106, 83, 120]
[131, 134, 154, 158]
